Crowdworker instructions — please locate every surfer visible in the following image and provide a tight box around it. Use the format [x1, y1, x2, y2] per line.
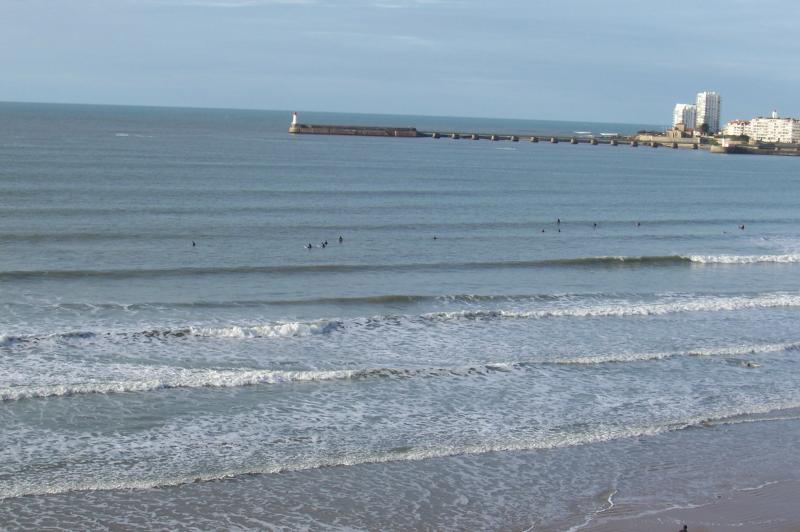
[192, 241, 196, 247]
[306, 243, 313, 249]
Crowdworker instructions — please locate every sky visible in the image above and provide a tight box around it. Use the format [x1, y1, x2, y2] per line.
[1, 0, 798, 124]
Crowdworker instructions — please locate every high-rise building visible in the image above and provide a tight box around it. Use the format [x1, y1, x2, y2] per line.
[672, 103, 696, 128]
[695, 91, 721, 133]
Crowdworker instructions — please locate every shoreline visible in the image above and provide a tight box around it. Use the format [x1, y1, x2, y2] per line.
[581, 479, 800, 531]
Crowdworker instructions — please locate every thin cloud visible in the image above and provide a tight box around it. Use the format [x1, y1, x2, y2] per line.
[307, 30, 436, 47]
[372, 0, 457, 7]
[158, 0, 316, 7]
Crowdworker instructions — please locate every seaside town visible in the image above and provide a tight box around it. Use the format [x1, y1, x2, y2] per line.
[653, 90, 800, 154]
[290, 90, 800, 156]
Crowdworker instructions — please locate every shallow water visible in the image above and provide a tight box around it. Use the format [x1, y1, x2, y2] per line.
[2, 102, 800, 529]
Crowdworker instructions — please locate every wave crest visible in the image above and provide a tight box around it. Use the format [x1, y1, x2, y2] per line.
[422, 293, 800, 321]
[686, 254, 800, 264]
[4, 341, 797, 402]
[2, 253, 799, 280]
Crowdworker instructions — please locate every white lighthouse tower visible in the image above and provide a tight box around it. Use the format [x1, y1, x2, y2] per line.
[289, 112, 301, 133]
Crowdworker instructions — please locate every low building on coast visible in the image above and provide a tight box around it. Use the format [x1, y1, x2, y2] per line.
[722, 111, 800, 144]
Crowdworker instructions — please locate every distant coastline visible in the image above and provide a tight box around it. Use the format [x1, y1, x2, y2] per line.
[288, 115, 800, 156]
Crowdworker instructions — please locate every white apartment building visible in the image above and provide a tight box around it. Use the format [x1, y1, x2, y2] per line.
[749, 112, 800, 143]
[722, 119, 750, 137]
[723, 111, 800, 143]
[672, 103, 696, 128]
[695, 91, 721, 133]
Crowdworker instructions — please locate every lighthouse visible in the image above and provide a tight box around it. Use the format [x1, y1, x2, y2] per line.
[289, 112, 301, 133]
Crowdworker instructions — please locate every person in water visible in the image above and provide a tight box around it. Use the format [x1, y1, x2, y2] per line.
[338, 235, 343, 243]
[306, 243, 313, 249]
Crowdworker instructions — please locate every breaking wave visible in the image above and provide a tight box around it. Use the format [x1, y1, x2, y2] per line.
[4, 292, 800, 349]
[2, 254, 799, 280]
[687, 254, 800, 264]
[3, 341, 797, 402]
[4, 401, 800, 500]
[422, 293, 800, 321]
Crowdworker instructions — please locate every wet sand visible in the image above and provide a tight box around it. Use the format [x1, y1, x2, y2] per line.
[584, 479, 800, 531]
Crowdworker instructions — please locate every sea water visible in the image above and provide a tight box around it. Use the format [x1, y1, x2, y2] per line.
[2, 102, 800, 530]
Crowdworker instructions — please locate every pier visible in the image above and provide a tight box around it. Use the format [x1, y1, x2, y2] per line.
[288, 123, 419, 137]
[287, 113, 800, 155]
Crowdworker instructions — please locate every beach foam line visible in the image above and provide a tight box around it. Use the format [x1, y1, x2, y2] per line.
[5, 293, 800, 349]
[0, 368, 362, 401]
[422, 293, 800, 321]
[4, 341, 797, 401]
[0, 320, 344, 347]
[558, 341, 800, 364]
[687, 254, 800, 264]
[0, 364, 531, 401]
[2, 254, 799, 281]
[4, 401, 800, 501]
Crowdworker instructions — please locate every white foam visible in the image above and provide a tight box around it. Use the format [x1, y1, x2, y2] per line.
[0, 335, 24, 347]
[686, 254, 800, 264]
[4, 401, 800, 501]
[0, 367, 359, 401]
[423, 293, 800, 321]
[187, 320, 341, 339]
[561, 342, 800, 365]
[4, 340, 795, 401]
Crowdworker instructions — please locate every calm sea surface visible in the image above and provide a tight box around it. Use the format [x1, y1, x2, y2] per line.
[2, 102, 800, 530]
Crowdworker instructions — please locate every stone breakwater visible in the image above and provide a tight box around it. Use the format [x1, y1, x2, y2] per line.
[289, 122, 800, 155]
[288, 123, 419, 137]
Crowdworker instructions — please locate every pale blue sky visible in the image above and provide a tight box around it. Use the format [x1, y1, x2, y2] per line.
[1, 0, 798, 124]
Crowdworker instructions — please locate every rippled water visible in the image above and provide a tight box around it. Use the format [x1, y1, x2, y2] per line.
[2, 102, 800, 530]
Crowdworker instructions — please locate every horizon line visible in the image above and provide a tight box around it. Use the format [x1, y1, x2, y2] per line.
[0, 99, 665, 128]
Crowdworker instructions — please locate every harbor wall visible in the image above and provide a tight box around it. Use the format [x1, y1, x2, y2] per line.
[289, 124, 418, 137]
[287, 122, 800, 155]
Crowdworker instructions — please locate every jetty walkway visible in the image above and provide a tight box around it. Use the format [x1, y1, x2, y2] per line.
[287, 114, 800, 155]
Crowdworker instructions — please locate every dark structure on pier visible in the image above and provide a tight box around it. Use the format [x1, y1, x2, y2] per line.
[289, 122, 418, 137]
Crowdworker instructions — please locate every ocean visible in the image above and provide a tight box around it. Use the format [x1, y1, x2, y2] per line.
[2, 102, 800, 530]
